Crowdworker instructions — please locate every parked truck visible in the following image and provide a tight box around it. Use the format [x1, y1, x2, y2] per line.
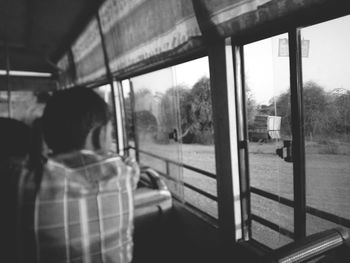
[248, 115, 281, 142]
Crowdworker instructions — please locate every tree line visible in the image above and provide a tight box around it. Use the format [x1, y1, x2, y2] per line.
[128, 76, 214, 144]
[248, 81, 350, 140]
[127, 79, 350, 145]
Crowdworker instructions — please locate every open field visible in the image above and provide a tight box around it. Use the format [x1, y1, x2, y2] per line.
[137, 140, 350, 248]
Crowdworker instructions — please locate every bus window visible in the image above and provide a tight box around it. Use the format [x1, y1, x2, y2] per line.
[174, 58, 217, 219]
[95, 84, 118, 153]
[130, 67, 185, 200]
[301, 15, 350, 235]
[126, 57, 218, 219]
[244, 33, 294, 248]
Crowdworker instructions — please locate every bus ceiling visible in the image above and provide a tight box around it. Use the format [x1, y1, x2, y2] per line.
[0, 0, 104, 75]
[1, 0, 350, 88]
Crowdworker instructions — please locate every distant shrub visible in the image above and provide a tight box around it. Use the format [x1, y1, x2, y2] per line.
[182, 131, 195, 144]
[193, 130, 214, 145]
[317, 140, 340, 155]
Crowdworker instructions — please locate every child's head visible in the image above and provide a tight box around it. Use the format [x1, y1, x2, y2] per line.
[42, 87, 111, 154]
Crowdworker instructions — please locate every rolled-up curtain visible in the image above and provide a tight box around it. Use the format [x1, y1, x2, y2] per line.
[57, 51, 76, 88]
[98, 0, 202, 77]
[193, 0, 350, 39]
[57, 0, 349, 85]
[71, 18, 106, 84]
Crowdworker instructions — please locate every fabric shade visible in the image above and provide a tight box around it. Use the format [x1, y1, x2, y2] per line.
[71, 18, 106, 84]
[57, 0, 349, 84]
[98, 0, 202, 77]
[57, 52, 75, 88]
[193, 0, 349, 39]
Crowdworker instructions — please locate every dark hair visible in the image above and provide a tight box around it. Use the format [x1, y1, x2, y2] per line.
[42, 87, 110, 154]
[0, 117, 31, 159]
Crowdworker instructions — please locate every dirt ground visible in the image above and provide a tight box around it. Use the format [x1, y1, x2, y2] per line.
[137, 140, 350, 248]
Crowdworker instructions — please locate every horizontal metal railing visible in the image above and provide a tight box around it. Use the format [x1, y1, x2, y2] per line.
[128, 146, 218, 219]
[134, 147, 216, 180]
[129, 146, 350, 240]
[251, 186, 350, 238]
[158, 171, 218, 202]
[251, 214, 295, 239]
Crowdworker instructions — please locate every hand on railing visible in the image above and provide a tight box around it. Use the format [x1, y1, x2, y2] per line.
[140, 166, 168, 191]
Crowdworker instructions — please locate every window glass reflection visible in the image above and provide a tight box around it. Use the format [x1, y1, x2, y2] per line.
[130, 57, 218, 218]
[301, 15, 350, 235]
[244, 33, 293, 248]
[95, 85, 117, 153]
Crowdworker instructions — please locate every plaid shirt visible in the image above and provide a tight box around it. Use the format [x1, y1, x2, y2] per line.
[18, 150, 139, 263]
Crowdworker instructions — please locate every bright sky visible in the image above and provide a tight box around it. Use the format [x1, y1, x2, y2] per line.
[130, 15, 350, 105]
[245, 15, 350, 104]
[131, 57, 210, 93]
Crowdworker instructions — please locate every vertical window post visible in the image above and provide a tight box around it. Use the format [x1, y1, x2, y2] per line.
[129, 80, 140, 162]
[117, 81, 128, 156]
[232, 42, 251, 241]
[289, 28, 306, 240]
[114, 81, 126, 156]
[96, 12, 120, 154]
[208, 39, 242, 258]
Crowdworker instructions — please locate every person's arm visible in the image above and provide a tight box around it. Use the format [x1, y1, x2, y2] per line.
[123, 157, 140, 190]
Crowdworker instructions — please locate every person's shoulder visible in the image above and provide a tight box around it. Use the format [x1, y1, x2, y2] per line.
[96, 153, 140, 176]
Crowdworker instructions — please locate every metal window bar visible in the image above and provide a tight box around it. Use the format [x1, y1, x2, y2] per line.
[130, 146, 219, 219]
[162, 172, 219, 222]
[145, 161, 218, 202]
[251, 186, 350, 231]
[289, 28, 307, 240]
[133, 146, 216, 180]
[96, 12, 120, 154]
[128, 146, 350, 237]
[116, 81, 127, 156]
[251, 214, 295, 240]
[129, 80, 140, 162]
[232, 40, 251, 241]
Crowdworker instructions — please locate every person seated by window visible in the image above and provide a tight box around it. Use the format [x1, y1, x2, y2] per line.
[0, 117, 31, 263]
[18, 87, 140, 263]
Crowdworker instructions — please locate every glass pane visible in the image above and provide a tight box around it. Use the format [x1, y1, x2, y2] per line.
[131, 68, 184, 199]
[95, 85, 117, 153]
[130, 58, 217, 217]
[301, 15, 350, 235]
[173, 57, 217, 218]
[244, 33, 294, 248]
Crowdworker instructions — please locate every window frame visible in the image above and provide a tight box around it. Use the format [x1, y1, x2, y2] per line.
[234, 14, 350, 248]
[99, 9, 350, 252]
[120, 58, 221, 226]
